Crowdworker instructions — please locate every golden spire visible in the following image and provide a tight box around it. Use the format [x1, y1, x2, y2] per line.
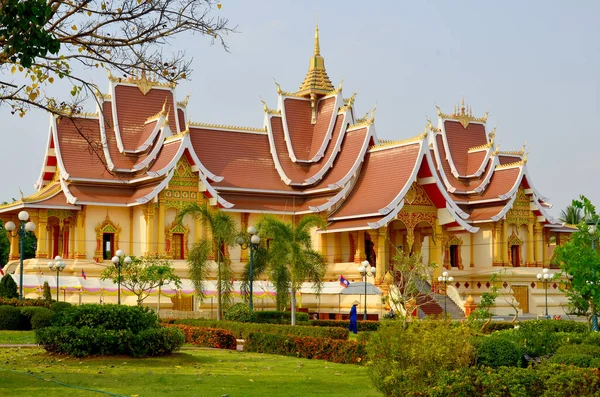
[297, 19, 334, 96]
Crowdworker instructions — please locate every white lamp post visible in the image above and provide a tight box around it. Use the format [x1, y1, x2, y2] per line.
[48, 256, 67, 301]
[537, 268, 554, 319]
[111, 249, 132, 305]
[236, 226, 260, 310]
[437, 271, 454, 315]
[3, 210, 36, 300]
[357, 260, 376, 321]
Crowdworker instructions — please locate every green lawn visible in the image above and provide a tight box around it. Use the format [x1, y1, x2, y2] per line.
[0, 330, 35, 344]
[0, 347, 381, 396]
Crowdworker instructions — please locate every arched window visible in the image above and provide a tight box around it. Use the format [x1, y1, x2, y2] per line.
[445, 235, 463, 270]
[508, 234, 524, 267]
[94, 215, 121, 262]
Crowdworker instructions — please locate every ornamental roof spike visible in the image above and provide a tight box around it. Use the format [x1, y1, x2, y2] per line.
[273, 78, 282, 94]
[436, 99, 489, 128]
[296, 21, 334, 96]
[177, 94, 191, 108]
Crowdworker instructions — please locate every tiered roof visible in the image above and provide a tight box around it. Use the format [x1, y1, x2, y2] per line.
[0, 25, 560, 235]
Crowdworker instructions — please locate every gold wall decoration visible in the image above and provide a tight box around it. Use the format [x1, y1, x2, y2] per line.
[506, 188, 534, 228]
[163, 156, 201, 211]
[396, 183, 438, 252]
[165, 220, 190, 260]
[507, 233, 524, 267]
[444, 235, 464, 270]
[94, 214, 121, 262]
[436, 98, 488, 128]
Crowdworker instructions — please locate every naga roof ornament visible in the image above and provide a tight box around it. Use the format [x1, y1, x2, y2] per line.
[436, 98, 489, 128]
[296, 21, 334, 96]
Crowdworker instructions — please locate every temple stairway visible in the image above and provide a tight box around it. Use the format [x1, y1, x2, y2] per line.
[415, 279, 465, 320]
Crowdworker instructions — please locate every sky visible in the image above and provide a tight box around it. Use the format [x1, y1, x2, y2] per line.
[1, 0, 599, 217]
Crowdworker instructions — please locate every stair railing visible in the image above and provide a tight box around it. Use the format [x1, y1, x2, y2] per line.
[445, 285, 466, 313]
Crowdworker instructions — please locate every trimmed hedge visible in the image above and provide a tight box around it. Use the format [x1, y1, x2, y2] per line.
[255, 311, 309, 324]
[36, 326, 184, 357]
[0, 297, 52, 308]
[309, 319, 380, 332]
[245, 332, 366, 364]
[20, 306, 54, 330]
[224, 303, 256, 323]
[474, 335, 523, 368]
[175, 319, 348, 340]
[50, 301, 73, 313]
[0, 305, 23, 330]
[430, 365, 600, 397]
[53, 304, 158, 332]
[167, 324, 237, 350]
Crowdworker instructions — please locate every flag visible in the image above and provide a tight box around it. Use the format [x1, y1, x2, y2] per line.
[339, 275, 350, 288]
[0, 267, 4, 276]
[39, 269, 43, 276]
[81, 269, 87, 280]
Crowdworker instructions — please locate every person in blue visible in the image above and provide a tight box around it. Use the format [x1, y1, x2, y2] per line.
[348, 300, 359, 334]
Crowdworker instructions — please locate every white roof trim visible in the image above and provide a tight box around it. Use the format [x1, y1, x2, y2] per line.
[279, 95, 298, 163]
[327, 124, 373, 189]
[369, 199, 406, 229]
[265, 114, 293, 185]
[318, 223, 375, 234]
[51, 116, 71, 181]
[145, 138, 185, 178]
[132, 126, 168, 171]
[430, 133, 457, 194]
[34, 115, 57, 190]
[309, 180, 353, 213]
[309, 93, 344, 163]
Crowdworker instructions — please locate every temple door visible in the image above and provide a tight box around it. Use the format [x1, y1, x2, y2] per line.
[172, 233, 183, 260]
[511, 286, 529, 313]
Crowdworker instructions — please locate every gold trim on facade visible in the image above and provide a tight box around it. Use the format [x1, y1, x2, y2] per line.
[436, 98, 488, 128]
[189, 121, 267, 133]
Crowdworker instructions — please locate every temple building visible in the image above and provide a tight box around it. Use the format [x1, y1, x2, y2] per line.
[0, 25, 573, 318]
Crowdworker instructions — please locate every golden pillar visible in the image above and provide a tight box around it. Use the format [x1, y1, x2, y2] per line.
[501, 220, 508, 264]
[536, 223, 544, 265]
[527, 223, 534, 266]
[493, 222, 501, 264]
[431, 222, 444, 279]
[36, 210, 48, 259]
[354, 230, 366, 263]
[469, 233, 474, 267]
[157, 197, 165, 255]
[69, 223, 76, 259]
[376, 226, 388, 281]
[145, 203, 155, 255]
[413, 229, 422, 255]
[129, 207, 134, 254]
[320, 233, 328, 263]
[8, 217, 19, 261]
[333, 232, 342, 263]
[240, 213, 249, 262]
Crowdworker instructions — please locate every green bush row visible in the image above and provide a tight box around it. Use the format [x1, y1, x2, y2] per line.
[0, 297, 64, 309]
[0, 305, 56, 330]
[36, 326, 184, 357]
[430, 365, 600, 397]
[254, 310, 309, 324]
[175, 318, 348, 340]
[167, 324, 237, 350]
[245, 332, 366, 364]
[309, 319, 380, 331]
[53, 304, 158, 333]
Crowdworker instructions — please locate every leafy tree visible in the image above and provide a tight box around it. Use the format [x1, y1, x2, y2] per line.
[255, 214, 328, 326]
[101, 255, 180, 306]
[555, 195, 600, 323]
[559, 204, 584, 225]
[385, 249, 437, 325]
[177, 203, 237, 320]
[1, 0, 234, 119]
[0, 274, 18, 298]
[42, 280, 52, 302]
[0, 220, 9, 267]
[22, 231, 37, 259]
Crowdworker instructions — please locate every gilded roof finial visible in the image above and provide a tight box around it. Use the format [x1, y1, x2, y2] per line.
[370, 104, 377, 123]
[492, 144, 500, 156]
[273, 78, 282, 94]
[259, 96, 268, 112]
[314, 15, 321, 56]
[161, 97, 168, 114]
[522, 151, 529, 164]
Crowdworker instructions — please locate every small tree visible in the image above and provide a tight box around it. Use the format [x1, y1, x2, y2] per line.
[42, 281, 52, 302]
[555, 195, 600, 325]
[101, 256, 180, 306]
[493, 270, 521, 323]
[0, 220, 9, 266]
[385, 249, 437, 325]
[470, 280, 499, 332]
[0, 274, 18, 299]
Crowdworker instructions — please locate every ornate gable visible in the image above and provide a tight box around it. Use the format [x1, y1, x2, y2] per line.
[506, 187, 534, 228]
[163, 156, 201, 211]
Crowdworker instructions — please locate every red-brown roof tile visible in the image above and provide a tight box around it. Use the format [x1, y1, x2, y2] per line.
[113, 85, 175, 151]
[474, 167, 521, 200]
[325, 216, 383, 232]
[466, 150, 487, 176]
[218, 193, 333, 213]
[468, 204, 508, 221]
[443, 121, 487, 176]
[147, 140, 182, 173]
[189, 126, 294, 191]
[332, 143, 422, 218]
[68, 180, 164, 204]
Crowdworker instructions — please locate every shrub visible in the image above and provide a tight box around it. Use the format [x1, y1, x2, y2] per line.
[585, 332, 600, 346]
[539, 364, 600, 396]
[224, 303, 256, 323]
[254, 311, 309, 324]
[168, 324, 237, 350]
[53, 304, 158, 332]
[20, 306, 54, 330]
[50, 301, 73, 313]
[0, 274, 18, 299]
[479, 321, 518, 333]
[549, 353, 593, 367]
[554, 343, 600, 357]
[0, 305, 24, 330]
[42, 281, 52, 302]
[176, 319, 348, 340]
[475, 335, 523, 368]
[309, 320, 380, 332]
[0, 297, 52, 308]
[36, 325, 184, 357]
[245, 332, 366, 364]
[366, 320, 475, 397]
[357, 331, 373, 344]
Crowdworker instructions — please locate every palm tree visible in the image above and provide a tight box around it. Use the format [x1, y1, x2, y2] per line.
[256, 214, 328, 325]
[559, 205, 584, 225]
[177, 203, 237, 320]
